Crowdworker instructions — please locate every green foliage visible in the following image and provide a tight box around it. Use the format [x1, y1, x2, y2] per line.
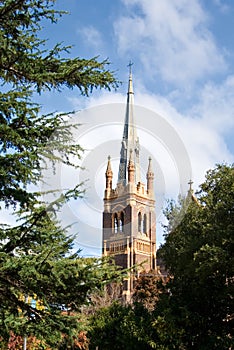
[132, 269, 163, 311]
[0, 0, 117, 94]
[0, 0, 120, 347]
[87, 165, 233, 349]
[158, 164, 234, 349]
[88, 302, 154, 350]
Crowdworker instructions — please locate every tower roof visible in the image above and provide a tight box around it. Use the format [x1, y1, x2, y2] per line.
[118, 63, 141, 185]
[106, 155, 112, 173]
[147, 157, 154, 175]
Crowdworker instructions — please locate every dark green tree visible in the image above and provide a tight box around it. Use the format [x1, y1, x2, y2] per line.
[0, 0, 121, 347]
[88, 301, 155, 350]
[158, 164, 234, 349]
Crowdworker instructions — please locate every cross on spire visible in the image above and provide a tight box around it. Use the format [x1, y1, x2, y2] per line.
[188, 179, 193, 191]
[127, 60, 134, 74]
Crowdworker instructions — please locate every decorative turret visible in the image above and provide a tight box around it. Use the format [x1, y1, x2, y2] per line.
[146, 157, 154, 195]
[128, 149, 135, 183]
[118, 62, 140, 186]
[105, 156, 113, 190]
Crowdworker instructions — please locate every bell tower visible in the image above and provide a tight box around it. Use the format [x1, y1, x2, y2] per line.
[102, 65, 156, 301]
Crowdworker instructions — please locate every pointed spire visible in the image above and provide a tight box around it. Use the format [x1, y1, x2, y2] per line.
[118, 63, 141, 185]
[129, 148, 133, 163]
[105, 156, 113, 190]
[128, 149, 135, 183]
[147, 157, 154, 194]
[127, 60, 134, 95]
[147, 157, 154, 176]
[106, 155, 112, 173]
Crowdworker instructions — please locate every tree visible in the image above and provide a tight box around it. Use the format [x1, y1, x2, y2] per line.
[87, 272, 168, 350]
[0, 0, 121, 347]
[158, 164, 234, 349]
[132, 269, 165, 311]
[88, 301, 154, 350]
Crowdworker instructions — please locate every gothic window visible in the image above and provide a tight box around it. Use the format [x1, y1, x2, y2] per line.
[138, 212, 142, 233]
[143, 214, 147, 234]
[114, 213, 118, 233]
[119, 212, 124, 232]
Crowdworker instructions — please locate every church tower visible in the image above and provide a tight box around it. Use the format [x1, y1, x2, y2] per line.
[102, 66, 156, 301]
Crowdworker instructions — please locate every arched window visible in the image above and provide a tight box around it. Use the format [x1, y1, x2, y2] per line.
[114, 213, 118, 233]
[119, 212, 124, 232]
[143, 214, 147, 234]
[138, 212, 142, 233]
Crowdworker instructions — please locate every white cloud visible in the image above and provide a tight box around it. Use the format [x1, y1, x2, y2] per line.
[78, 74, 234, 186]
[114, 0, 226, 87]
[77, 25, 103, 50]
[192, 75, 234, 134]
[0, 207, 17, 226]
[52, 71, 234, 251]
[136, 81, 234, 184]
[68, 91, 125, 111]
[65, 4, 234, 248]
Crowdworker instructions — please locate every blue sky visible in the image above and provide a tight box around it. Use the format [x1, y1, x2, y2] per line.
[3, 0, 234, 256]
[42, 0, 234, 255]
[40, 0, 234, 166]
[42, 0, 234, 111]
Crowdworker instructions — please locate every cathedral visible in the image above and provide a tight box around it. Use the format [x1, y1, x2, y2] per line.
[102, 67, 156, 301]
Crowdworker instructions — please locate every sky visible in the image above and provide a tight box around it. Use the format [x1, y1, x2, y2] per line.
[3, 0, 234, 256]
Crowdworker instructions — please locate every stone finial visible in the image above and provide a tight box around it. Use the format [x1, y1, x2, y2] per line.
[147, 156, 154, 194]
[105, 156, 113, 189]
[128, 149, 135, 183]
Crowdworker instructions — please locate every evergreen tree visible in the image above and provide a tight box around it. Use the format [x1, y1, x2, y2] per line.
[158, 164, 234, 349]
[0, 0, 121, 347]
